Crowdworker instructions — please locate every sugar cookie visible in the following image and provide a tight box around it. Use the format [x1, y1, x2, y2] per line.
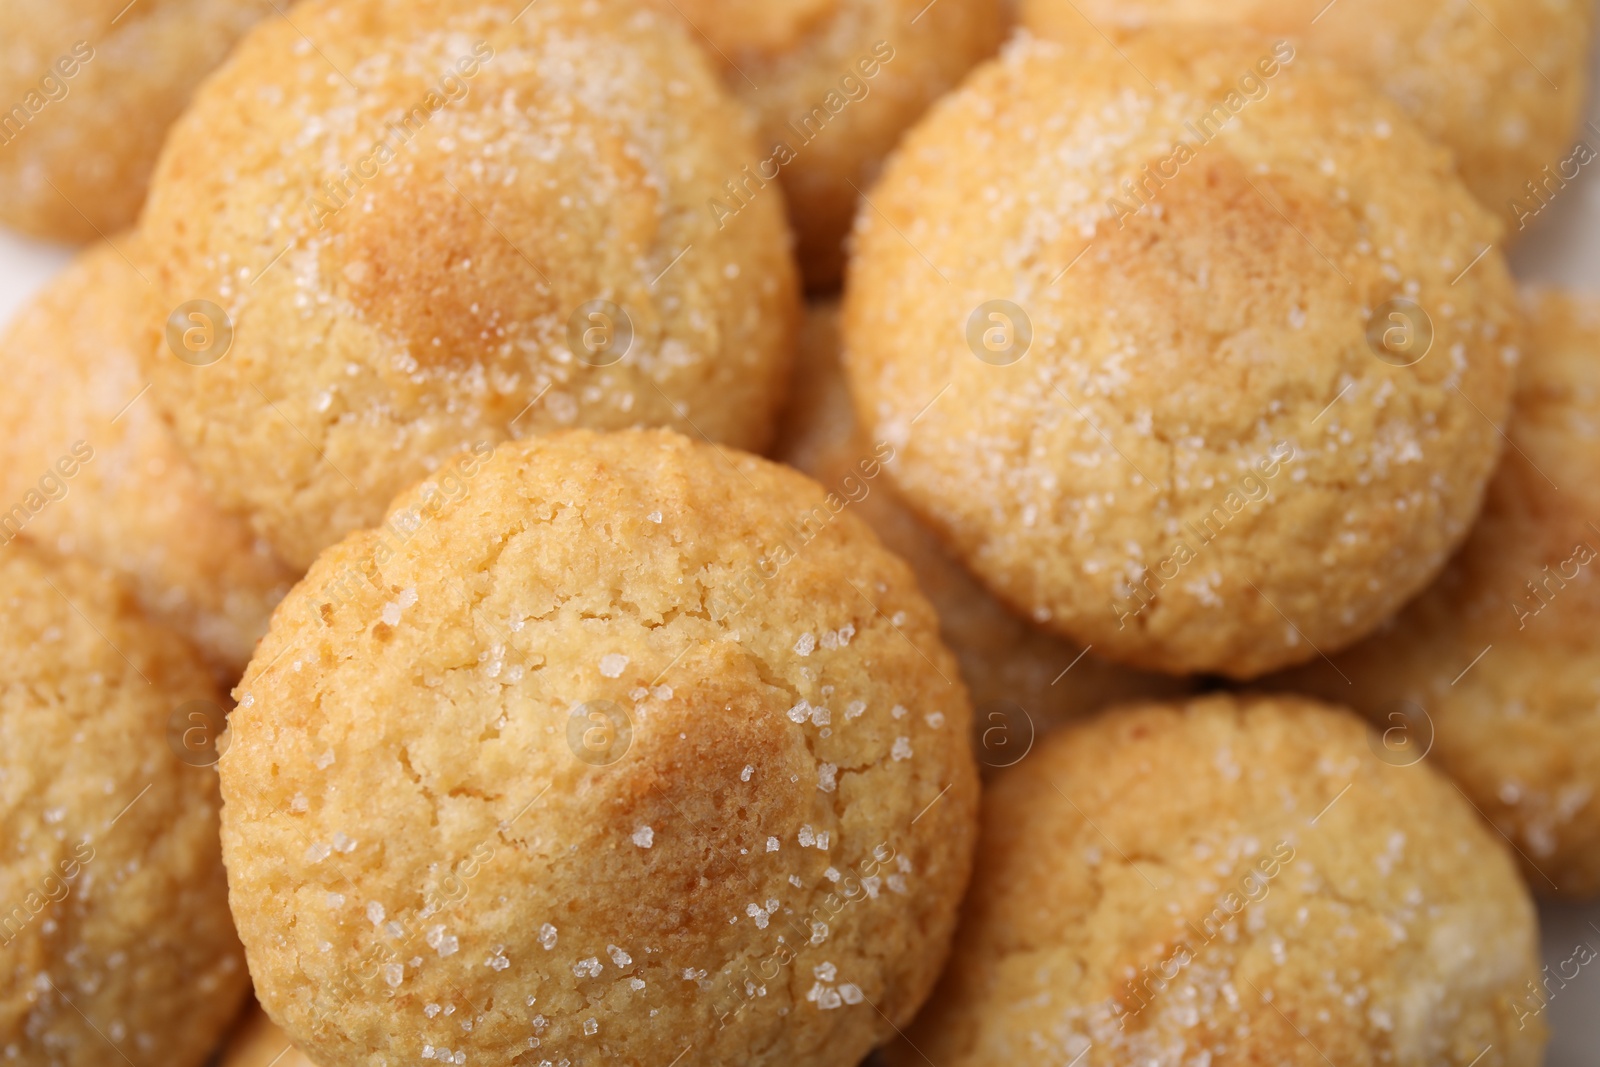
[891, 693, 1545, 1067]
[221, 429, 977, 1067]
[141, 0, 800, 569]
[844, 30, 1520, 678]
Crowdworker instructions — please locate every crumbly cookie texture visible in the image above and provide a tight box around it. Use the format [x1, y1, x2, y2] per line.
[0, 544, 247, 1067]
[1277, 290, 1600, 898]
[1021, 0, 1592, 236]
[889, 693, 1546, 1067]
[220, 1004, 320, 1067]
[0, 0, 272, 240]
[844, 29, 1520, 679]
[140, 0, 800, 570]
[221, 429, 978, 1067]
[0, 237, 294, 673]
[651, 0, 1004, 288]
[777, 301, 1192, 755]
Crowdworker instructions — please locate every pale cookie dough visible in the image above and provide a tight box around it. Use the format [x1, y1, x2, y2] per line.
[0, 544, 247, 1066]
[1021, 0, 1593, 236]
[0, 237, 294, 673]
[0, 0, 273, 241]
[652, 0, 1005, 288]
[140, 0, 800, 570]
[1277, 290, 1600, 898]
[844, 29, 1520, 679]
[220, 429, 978, 1067]
[776, 301, 1192, 759]
[889, 693, 1546, 1067]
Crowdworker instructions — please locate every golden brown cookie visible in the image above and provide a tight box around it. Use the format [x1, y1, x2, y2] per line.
[890, 693, 1546, 1067]
[777, 301, 1192, 759]
[220, 429, 978, 1067]
[652, 0, 1005, 288]
[844, 29, 1520, 679]
[140, 0, 800, 570]
[1020, 0, 1593, 236]
[1277, 290, 1600, 898]
[0, 543, 247, 1066]
[220, 1004, 320, 1067]
[0, 0, 272, 241]
[0, 238, 294, 672]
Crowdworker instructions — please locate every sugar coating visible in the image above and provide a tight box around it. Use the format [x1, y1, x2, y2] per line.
[843, 30, 1520, 679]
[889, 693, 1545, 1067]
[220, 429, 978, 1067]
[1021, 0, 1592, 234]
[0, 0, 273, 240]
[140, 0, 800, 570]
[650, 0, 1004, 287]
[777, 301, 1193, 745]
[0, 544, 247, 1066]
[0, 238, 295, 673]
[1279, 290, 1600, 898]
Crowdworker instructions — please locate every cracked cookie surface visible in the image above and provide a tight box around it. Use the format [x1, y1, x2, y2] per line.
[221, 428, 977, 1067]
[843, 29, 1519, 678]
[888, 692, 1544, 1067]
[141, 0, 800, 570]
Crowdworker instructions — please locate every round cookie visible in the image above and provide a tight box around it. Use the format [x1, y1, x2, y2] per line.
[0, 238, 294, 673]
[843, 29, 1520, 679]
[651, 0, 1005, 288]
[0, 0, 272, 241]
[220, 1004, 320, 1067]
[1020, 0, 1592, 236]
[1276, 290, 1600, 898]
[140, 0, 801, 570]
[890, 693, 1546, 1067]
[776, 301, 1193, 759]
[0, 543, 247, 1066]
[221, 429, 978, 1067]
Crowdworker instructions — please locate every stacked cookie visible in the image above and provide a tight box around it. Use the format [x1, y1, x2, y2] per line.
[0, 0, 1596, 1065]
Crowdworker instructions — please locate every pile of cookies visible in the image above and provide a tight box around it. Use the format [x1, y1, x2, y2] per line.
[1, 0, 1595, 1065]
